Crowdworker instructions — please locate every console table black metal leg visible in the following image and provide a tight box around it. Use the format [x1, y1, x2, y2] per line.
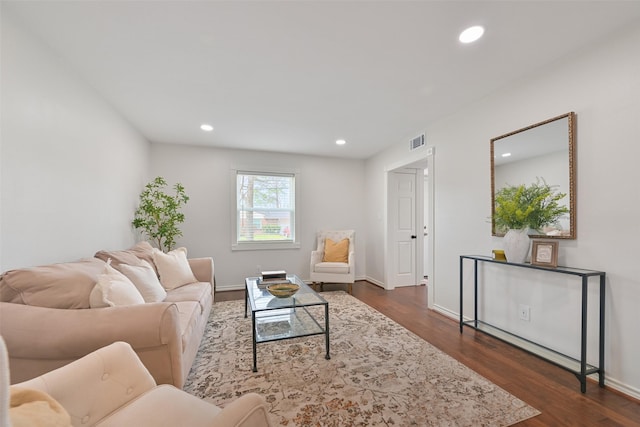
[244, 286, 248, 318]
[473, 259, 478, 329]
[459, 256, 464, 333]
[460, 257, 464, 333]
[252, 313, 258, 372]
[580, 277, 588, 393]
[599, 274, 606, 387]
[324, 303, 331, 360]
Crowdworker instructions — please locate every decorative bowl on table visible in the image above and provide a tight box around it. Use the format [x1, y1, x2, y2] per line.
[266, 283, 300, 298]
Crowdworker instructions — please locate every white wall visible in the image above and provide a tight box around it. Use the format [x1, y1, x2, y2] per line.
[365, 23, 640, 397]
[0, 11, 150, 271]
[150, 143, 366, 290]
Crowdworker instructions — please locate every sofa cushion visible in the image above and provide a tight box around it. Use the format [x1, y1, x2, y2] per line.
[127, 241, 158, 272]
[164, 282, 211, 313]
[94, 250, 141, 269]
[313, 261, 350, 274]
[117, 260, 167, 303]
[90, 262, 145, 308]
[95, 385, 221, 427]
[152, 248, 197, 290]
[322, 238, 349, 263]
[0, 258, 106, 309]
[95, 241, 157, 274]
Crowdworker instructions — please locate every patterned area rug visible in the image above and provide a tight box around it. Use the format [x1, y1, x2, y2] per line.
[184, 291, 540, 426]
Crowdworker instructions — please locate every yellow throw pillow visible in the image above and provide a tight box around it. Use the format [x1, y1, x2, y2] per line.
[10, 387, 72, 427]
[323, 238, 349, 263]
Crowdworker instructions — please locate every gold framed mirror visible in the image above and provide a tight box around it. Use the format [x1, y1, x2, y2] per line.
[491, 112, 576, 239]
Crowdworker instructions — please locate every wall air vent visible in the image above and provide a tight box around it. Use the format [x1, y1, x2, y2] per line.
[410, 134, 425, 150]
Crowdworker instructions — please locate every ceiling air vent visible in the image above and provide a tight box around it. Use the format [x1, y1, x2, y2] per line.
[410, 134, 425, 150]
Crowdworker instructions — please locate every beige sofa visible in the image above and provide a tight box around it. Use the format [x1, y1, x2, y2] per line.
[0, 242, 214, 389]
[2, 339, 272, 427]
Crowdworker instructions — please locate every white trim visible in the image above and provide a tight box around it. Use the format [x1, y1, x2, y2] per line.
[383, 145, 430, 173]
[216, 282, 245, 292]
[231, 241, 301, 251]
[383, 146, 434, 295]
[364, 276, 385, 288]
[432, 304, 459, 320]
[425, 147, 435, 310]
[600, 376, 640, 400]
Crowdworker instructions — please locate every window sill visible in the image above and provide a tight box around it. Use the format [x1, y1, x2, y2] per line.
[232, 241, 301, 251]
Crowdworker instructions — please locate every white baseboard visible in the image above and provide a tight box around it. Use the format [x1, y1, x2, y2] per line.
[215, 283, 244, 292]
[364, 276, 384, 288]
[600, 376, 640, 400]
[432, 304, 459, 321]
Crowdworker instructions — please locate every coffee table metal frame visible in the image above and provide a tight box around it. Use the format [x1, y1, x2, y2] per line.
[244, 275, 330, 372]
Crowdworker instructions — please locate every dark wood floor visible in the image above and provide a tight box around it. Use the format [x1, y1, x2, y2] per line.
[217, 281, 640, 426]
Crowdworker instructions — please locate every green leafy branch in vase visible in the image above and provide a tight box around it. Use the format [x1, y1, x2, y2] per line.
[132, 176, 189, 252]
[493, 178, 569, 233]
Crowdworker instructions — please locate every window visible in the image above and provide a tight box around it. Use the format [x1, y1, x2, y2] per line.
[232, 169, 299, 250]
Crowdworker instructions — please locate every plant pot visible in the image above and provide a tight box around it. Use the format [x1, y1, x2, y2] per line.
[503, 228, 530, 263]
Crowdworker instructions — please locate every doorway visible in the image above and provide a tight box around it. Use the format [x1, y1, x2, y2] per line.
[384, 147, 434, 308]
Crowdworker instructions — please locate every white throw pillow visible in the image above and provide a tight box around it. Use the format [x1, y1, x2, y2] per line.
[117, 260, 167, 303]
[152, 247, 197, 290]
[90, 260, 145, 308]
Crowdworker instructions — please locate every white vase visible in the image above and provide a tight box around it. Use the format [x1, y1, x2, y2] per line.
[503, 228, 530, 263]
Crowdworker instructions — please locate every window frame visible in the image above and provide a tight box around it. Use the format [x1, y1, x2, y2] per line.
[230, 167, 301, 251]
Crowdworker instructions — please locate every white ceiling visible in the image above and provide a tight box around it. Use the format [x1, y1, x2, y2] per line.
[5, 1, 640, 159]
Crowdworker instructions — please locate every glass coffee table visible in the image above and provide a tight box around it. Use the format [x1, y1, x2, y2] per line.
[244, 274, 330, 372]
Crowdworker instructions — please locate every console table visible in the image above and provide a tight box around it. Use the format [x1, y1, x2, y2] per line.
[459, 255, 606, 393]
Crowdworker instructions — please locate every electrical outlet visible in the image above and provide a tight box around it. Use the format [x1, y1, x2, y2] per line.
[518, 304, 530, 322]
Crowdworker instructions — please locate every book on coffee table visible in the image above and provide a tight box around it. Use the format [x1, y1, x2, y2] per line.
[261, 270, 286, 280]
[258, 270, 289, 287]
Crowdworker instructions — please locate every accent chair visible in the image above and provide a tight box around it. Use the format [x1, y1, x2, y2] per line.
[1, 337, 273, 427]
[309, 230, 355, 294]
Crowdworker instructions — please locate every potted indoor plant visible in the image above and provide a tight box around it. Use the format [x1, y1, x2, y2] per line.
[493, 178, 569, 263]
[132, 176, 189, 252]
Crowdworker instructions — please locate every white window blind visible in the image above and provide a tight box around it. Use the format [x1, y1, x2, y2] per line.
[236, 171, 295, 245]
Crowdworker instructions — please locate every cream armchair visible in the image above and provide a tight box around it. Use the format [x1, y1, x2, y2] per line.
[310, 230, 355, 294]
[1, 338, 273, 427]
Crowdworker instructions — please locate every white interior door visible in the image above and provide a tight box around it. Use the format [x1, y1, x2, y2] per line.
[384, 147, 433, 303]
[389, 171, 417, 287]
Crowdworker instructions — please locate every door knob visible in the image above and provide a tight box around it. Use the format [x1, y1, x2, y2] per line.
[411, 235, 417, 239]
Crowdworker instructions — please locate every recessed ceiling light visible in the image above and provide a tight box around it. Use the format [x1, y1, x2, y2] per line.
[200, 124, 214, 132]
[502, 153, 511, 158]
[336, 139, 346, 146]
[459, 26, 484, 44]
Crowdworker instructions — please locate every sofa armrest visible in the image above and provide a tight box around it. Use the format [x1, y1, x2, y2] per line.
[14, 342, 156, 427]
[189, 257, 215, 298]
[211, 393, 273, 427]
[0, 301, 182, 384]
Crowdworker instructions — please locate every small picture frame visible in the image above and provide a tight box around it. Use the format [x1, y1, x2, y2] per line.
[531, 240, 559, 267]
